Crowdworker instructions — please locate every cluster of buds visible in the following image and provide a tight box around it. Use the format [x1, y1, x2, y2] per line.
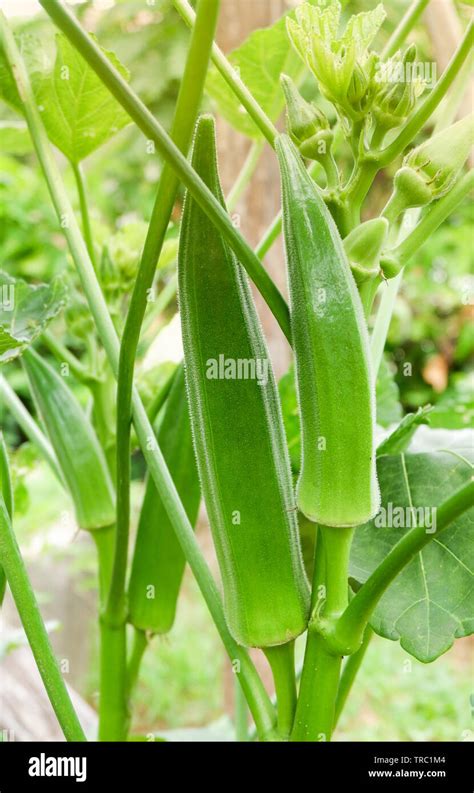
[372, 45, 426, 131]
[286, 1, 386, 125]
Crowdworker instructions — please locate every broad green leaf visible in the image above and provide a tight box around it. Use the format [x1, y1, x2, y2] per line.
[350, 441, 473, 662]
[377, 405, 432, 456]
[0, 121, 31, 155]
[34, 34, 131, 163]
[0, 272, 67, 363]
[376, 354, 403, 428]
[206, 7, 309, 139]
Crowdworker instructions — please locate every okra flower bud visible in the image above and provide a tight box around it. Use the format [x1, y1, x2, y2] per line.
[403, 114, 474, 199]
[373, 45, 425, 131]
[343, 217, 389, 285]
[384, 114, 474, 219]
[281, 74, 333, 162]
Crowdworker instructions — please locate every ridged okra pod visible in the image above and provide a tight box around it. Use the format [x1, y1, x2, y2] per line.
[179, 116, 310, 648]
[276, 135, 379, 527]
[23, 348, 115, 531]
[128, 366, 200, 634]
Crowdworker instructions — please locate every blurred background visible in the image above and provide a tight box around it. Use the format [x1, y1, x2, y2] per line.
[0, 0, 472, 740]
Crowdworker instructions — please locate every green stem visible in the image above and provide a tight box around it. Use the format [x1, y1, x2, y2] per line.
[71, 161, 96, 266]
[0, 13, 276, 741]
[173, 0, 279, 145]
[234, 676, 249, 742]
[332, 479, 474, 656]
[381, 0, 431, 59]
[370, 270, 404, 376]
[146, 364, 179, 425]
[320, 526, 354, 620]
[106, 0, 220, 744]
[291, 526, 353, 742]
[392, 170, 474, 265]
[379, 21, 473, 165]
[334, 624, 373, 728]
[226, 141, 264, 211]
[98, 618, 128, 741]
[0, 498, 86, 740]
[126, 629, 148, 696]
[141, 273, 178, 340]
[0, 374, 64, 485]
[39, 0, 290, 341]
[264, 642, 297, 739]
[42, 329, 95, 384]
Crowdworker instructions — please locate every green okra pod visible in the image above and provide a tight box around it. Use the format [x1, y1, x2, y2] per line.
[276, 134, 379, 527]
[23, 348, 115, 531]
[179, 116, 310, 648]
[128, 366, 200, 634]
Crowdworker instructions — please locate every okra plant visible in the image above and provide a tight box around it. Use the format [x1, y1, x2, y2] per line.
[0, 0, 472, 743]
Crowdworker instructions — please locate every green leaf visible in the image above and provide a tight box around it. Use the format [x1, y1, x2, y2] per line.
[206, 8, 308, 139]
[0, 121, 32, 155]
[429, 374, 474, 430]
[33, 34, 131, 162]
[350, 440, 473, 662]
[377, 406, 432, 456]
[376, 354, 402, 428]
[0, 32, 51, 111]
[0, 272, 68, 364]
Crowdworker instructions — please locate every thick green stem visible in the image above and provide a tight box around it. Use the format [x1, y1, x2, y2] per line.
[39, 0, 290, 340]
[72, 161, 96, 266]
[332, 479, 474, 656]
[0, 498, 86, 741]
[381, 0, 431, 59]
[173, 0, 279, 145]
[264, 642, 297, 739]
[320, 527, 354, 621]
[334, 625, 373, 728]
[98, 619, 128, 741]
[291, 527, 353, 742]
[1, 13, 276, 740]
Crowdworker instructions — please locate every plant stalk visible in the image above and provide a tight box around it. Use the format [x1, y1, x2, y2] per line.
[0, 498, 86, 741]
[264, 642, 297, 739]
[173, 0, 279, 145]
[0, 13, 276, 740]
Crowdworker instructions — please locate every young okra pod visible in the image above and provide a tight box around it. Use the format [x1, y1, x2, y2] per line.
[179, 116, 310, 649]
[128, 366, 200, 634]
[276, 135, 380, 527]
[22, 348, 115, 531]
